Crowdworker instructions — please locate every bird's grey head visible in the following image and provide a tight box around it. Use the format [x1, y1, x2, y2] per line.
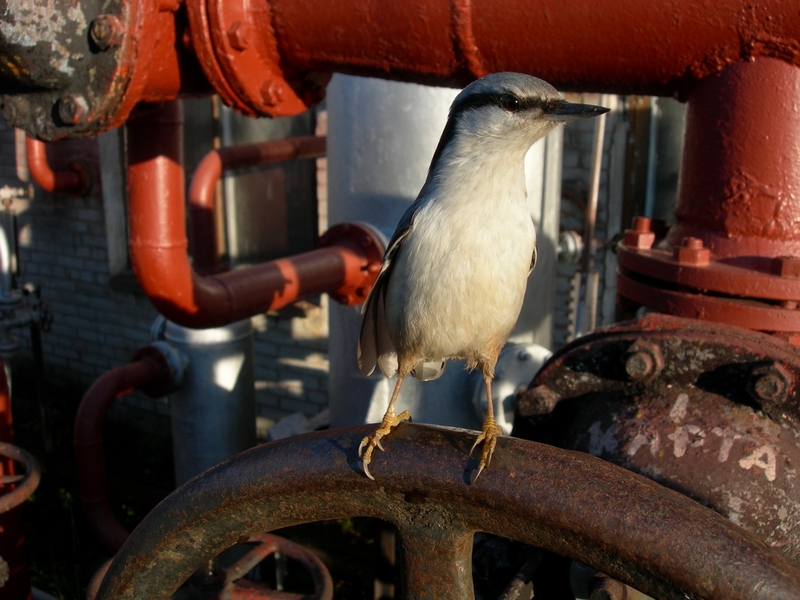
[432, 72, 607, 164]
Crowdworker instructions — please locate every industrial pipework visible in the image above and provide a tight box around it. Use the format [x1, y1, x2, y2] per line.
[125, 101, 382, 329]
[3, 1, 799, 140]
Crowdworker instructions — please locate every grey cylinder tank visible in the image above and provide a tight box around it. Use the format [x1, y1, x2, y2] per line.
[165, 319, 256, 485]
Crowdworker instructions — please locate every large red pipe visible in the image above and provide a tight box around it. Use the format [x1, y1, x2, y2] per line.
[127, 102, 380, 329]
[188, 135, 327, 273]
[184, 0, 800, 119]
[25, 137, 86, 195]
[74, 352, 173, 554]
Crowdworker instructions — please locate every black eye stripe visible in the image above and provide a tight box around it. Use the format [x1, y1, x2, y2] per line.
[450, 92, 546, 117]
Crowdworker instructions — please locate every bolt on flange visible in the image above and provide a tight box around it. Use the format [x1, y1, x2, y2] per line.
[748, 362, 793, 406]
[625, 339, 664, 382]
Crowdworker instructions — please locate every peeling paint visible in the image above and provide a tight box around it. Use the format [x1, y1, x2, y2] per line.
[0, 0, 86, 76]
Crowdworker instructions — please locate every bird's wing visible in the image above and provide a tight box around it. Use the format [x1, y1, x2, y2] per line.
[357, 198, 424, 377]
[529, 241, 538, 275]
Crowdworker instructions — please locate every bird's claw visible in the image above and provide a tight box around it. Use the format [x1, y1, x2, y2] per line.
[359, 410, 411, 480]
[471, 421, 502, 483]
[363, 459, 375, 481]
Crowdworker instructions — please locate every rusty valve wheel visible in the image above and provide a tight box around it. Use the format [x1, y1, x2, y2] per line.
[95, 424, 800, 600]
[217, 533, 333, 599]
[0, 441, 41, 513]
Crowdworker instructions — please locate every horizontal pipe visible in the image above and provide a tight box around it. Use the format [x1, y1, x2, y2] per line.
[128, 101, 379, 329]
[186, 0, 800, 120]
[25, 137, 86, 195]
[188, 135, 326, 272]
[74, 356, 172, 555]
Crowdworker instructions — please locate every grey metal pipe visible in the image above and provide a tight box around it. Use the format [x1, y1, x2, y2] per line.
[164, 319, 256, 484]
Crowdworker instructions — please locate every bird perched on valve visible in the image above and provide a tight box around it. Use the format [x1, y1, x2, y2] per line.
[357, 72, 608, 481]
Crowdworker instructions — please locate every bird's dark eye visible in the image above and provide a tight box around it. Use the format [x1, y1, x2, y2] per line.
[500, 94, 521, 112]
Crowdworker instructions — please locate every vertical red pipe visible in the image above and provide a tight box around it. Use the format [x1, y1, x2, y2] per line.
[669, 57, 800, 258]
[75, 356, 172, 554]
[0, 360, 32, 600]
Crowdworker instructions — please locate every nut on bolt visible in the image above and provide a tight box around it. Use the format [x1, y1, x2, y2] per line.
[227, 21, 251, 51]
[772, 256, 800, 278]
[749, 362, 792, 405]
[90, 14, 124, 50]
[516, 384, 559, 416]
[260, 81, 284, 107]
[57, 94, 88, 126]
[1, 96, 29, 127]
[673, 236, 710, 266]
[623, 216, 655, 249]
[625, 339, 664, 382]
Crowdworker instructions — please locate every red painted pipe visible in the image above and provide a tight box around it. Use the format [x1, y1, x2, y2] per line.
[670, 57, 800, 257]
[127, 101, 381, 329]
[74, 354, 173, 555]
[25, 137, 87, 195]
[184, 0, 800, 119]
[618, 58, 800, 334]
[189, 135, 326, 272]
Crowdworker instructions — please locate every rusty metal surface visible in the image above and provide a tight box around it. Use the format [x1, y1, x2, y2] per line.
[187, 0, 328, 118]
[74, 355, 173, 554]
[618, 245, 800, 302]
[25, 137, 87, 195]
[516, 313, 800, 563]
[671, 58, 800, 258]
[0, 0, 207, 140]
[128, 102, 382, 327]
[94, 424, 800, 600]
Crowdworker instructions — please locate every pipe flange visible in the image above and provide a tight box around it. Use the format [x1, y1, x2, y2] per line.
[0, 0, 159, 140]
[317, 222, 386, 306]
[131, 342, 187, 398]
[188, 0, 327, 118]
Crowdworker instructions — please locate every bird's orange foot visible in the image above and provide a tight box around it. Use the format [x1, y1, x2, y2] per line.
[358, 410, 411, 480]
[470, 418, 503, 482]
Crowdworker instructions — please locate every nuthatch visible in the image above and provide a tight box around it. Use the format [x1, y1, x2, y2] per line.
[357, 72, 608, 481]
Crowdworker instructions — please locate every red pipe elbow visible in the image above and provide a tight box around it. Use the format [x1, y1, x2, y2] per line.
[25, 137, 87, 195]
[74, 353, 173, 555]
[188, 135, 327, 273]
[127, 101, 381, 329]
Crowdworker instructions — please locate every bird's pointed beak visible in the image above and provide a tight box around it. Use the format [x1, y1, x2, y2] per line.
[546, 100, 609, 123]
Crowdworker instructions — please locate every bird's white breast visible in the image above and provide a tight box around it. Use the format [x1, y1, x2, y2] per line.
[384, 158, 535, 363]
